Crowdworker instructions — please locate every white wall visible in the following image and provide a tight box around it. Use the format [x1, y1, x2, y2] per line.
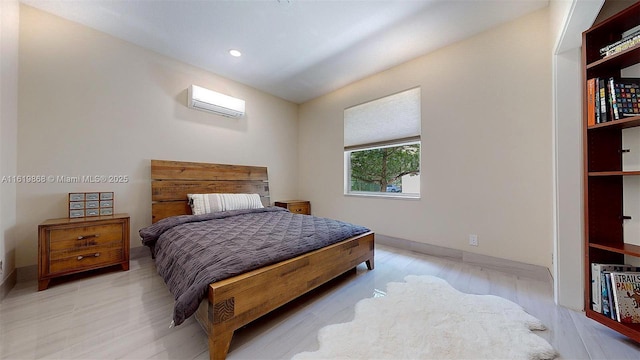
[553, 46, 586, 309]
[0, 0, 19, 287]
[16, 5, 299, 268]
[299, 8, 554, 269]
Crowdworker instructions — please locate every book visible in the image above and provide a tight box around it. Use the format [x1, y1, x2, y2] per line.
[602, 272, 613, 317]
[599, 78, 610, 123]
[610, 78, 640, 119]
[600, 26, 640, 58]
[591, 263, 640, 313]
[587, 78, 596, 126]
[595, 78, 601, 123]
[623, 24, 640, 38]
[611, 272, 640, 323]
[605, 272, 617, 320]
[609, 78, 618, 120]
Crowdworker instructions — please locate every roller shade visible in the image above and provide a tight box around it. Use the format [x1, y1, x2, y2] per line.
[344, 87, 421, 150]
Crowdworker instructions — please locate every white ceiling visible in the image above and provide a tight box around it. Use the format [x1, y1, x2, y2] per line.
[22, 0, 549, 104]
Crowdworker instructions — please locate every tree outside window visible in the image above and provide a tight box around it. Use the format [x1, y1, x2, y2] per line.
[348, 142, 420, 194]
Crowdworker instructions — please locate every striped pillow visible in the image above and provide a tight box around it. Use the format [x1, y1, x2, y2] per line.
[187, 193, 264, 215]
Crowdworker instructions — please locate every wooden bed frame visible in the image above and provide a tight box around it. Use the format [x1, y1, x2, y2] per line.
[150, 160, 375, 360]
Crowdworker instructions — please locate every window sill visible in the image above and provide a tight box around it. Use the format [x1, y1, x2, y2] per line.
[344, 192, 420, 200]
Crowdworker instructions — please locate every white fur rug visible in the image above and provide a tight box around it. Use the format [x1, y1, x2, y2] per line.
[292, 275, 556, 360]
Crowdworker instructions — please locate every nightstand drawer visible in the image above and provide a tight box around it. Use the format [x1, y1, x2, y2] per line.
[50, 247, 124, 273]
[288, 203, 310, 214]
[49, 240, 123, 261]
[49, 223, 123, 251]
[274, 201, 311, 215]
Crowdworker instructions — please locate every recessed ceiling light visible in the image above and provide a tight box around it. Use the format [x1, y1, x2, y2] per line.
[229, 49, 242, 57]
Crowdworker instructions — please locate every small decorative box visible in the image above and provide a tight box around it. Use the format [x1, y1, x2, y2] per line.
[86, 209, 99, 216]
[69, 210, 84, 218]
[69, 202, 84, 210]
[68, 192, 114, 218]
[69, 193, 85, 201]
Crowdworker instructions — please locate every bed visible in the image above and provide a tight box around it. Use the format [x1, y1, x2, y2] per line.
[143, 160, 375, 360]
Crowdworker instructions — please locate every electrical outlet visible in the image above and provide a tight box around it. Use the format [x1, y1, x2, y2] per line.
[469, 234, 478, 246]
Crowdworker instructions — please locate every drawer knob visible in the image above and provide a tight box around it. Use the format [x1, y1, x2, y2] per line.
[77, 234, 100, 240]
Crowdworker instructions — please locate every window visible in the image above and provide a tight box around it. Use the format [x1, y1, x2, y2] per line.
[344, 87, 421, 197]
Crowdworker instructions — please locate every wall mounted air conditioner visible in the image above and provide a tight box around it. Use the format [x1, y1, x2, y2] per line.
[187, 85, 245, 118]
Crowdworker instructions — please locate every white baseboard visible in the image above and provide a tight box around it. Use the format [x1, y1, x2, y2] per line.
[376, 234, 552, 283]
[0, 269, 17, 301]
[17, 264, 37, 283]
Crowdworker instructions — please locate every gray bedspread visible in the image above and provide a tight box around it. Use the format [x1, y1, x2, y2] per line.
[139, 206, 370, 326]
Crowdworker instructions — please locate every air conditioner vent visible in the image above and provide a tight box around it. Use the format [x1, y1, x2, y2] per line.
[187, 85, 245, 118]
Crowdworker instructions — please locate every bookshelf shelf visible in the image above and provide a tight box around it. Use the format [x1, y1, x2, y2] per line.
[588, 115, 640, 130]
[583, 2, 640, 342]
[589, 242, 640, 258]
[586, 45, 640, 78]
[588, 170, 640, 176]
[586, 310, 640, 338]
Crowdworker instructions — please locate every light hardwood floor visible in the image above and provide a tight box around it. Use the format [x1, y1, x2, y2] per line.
[1, 245, 639, 359]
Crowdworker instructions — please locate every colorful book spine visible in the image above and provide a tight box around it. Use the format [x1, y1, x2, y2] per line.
[606, 272, 617, 320]
[602, 271, 612, 317]
[587, 78, 596, 126]
[595, 79, 601, 124]
[613, 79, 640, 118]
[599, 78, 609, 123]
[592, 77, 640, 122]
[609, 78, 619, 120]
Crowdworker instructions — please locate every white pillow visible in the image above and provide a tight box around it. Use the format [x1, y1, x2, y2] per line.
[187, 193, 264, 215]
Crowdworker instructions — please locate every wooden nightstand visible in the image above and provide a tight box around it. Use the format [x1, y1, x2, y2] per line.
[38, 213, 130, 290]
[274, 200, 311, 215]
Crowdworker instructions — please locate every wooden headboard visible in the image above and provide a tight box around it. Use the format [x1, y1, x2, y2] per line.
[150, 160, 270, 223]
